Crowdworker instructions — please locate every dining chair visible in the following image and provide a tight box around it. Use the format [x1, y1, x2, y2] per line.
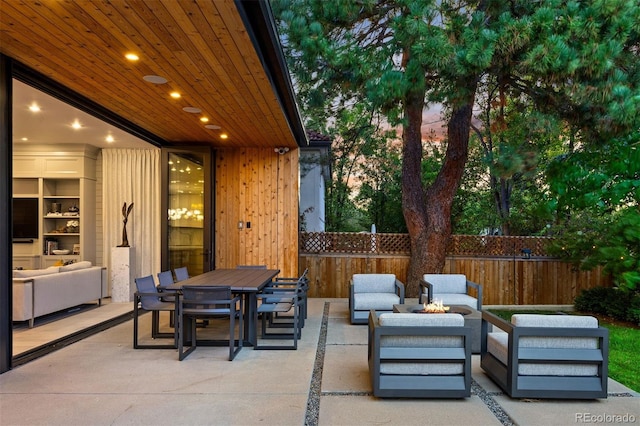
[157, 270, 179, 327]
[254, 278, 302, 350]
[174, 266, 190, 281]
[264, 269, 309, 328]
[133, 275, 178, 349]
[178, 286, 243, 361]
[157, 270, 175, 287]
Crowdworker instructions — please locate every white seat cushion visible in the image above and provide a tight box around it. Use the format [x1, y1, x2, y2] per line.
[379, 313, 464, 348]
[354, 293, 400, 310]
[487, 332, 509, 365]
[423, 274, 467, 294]
[379, 313, 464, 327]
[353, 274, 397, 293]
[512, 314, 599, 350]
[434, 294, 478, 310]
[380, 362, 464, 375]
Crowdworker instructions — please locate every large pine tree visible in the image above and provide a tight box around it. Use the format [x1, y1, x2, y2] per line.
[274, 0, 640, 295]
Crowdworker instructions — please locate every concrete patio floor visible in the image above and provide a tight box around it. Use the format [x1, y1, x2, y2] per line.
[1, 298, 638, 425]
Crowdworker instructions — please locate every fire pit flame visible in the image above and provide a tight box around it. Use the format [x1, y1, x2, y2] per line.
[420, 299, 450, 313]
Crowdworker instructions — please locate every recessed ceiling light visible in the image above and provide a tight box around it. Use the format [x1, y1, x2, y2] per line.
[125, 53, 139, 61]
[29, 102, 40, 112]
[71, 119, 82, 129]
[106, 134, 115, 143]
[143, 75, 168, 84]
[220, 133, 228, 139]
[170, 91, 181, 99]
[200, 117, 209, 123]
[205, 124, 221, 130]
[21, 137, 28, 141]
[183, 107, 201, 114]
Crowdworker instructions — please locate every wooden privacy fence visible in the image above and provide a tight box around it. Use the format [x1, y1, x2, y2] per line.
[299, 232, 612, 305]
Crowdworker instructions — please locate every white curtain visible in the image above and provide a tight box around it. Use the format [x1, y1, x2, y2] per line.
[102, 149, 161, 284]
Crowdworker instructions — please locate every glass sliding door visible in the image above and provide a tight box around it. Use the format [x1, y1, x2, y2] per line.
[161, 148, 214, 274]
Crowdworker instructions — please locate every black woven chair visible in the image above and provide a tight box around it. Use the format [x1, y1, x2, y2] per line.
[263, 268, 309, 328]
[174, 266, 190, 281]
[133, 275, 178, 349]
[254, 278, 302, 350]
[157, 270, 175, 287]
[178, 286, 243, 361]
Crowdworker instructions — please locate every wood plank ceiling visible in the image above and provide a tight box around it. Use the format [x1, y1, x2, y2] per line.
[0, 0, 300, 148]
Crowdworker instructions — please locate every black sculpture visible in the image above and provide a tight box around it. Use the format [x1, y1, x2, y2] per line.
[117, 202, 134, 247]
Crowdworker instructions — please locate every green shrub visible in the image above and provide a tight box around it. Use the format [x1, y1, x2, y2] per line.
[575, 287, 640, 325]
[627, 296, 640, 324]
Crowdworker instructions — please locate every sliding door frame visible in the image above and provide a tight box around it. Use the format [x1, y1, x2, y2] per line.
[160, 146, 215, 274]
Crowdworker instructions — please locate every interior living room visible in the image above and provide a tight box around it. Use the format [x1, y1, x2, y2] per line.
[1, 1, 308, 374]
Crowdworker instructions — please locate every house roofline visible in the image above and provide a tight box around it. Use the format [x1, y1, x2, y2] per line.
[235, 0, 308, 147]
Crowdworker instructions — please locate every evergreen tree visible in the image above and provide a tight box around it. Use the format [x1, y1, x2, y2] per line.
[274, 0, 640, 294]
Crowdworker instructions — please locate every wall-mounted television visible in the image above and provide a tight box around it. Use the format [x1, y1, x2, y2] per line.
[13, 198, 39, 240]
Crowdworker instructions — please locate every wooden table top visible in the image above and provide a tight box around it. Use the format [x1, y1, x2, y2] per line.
[166, 268, 280, 292]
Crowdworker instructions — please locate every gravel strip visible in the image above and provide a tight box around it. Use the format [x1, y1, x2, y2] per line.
[304, 301, 330, 426]
[472, 379, 516, 426]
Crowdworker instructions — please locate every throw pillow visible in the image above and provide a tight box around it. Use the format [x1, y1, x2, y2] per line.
[59, 260, 93, 272]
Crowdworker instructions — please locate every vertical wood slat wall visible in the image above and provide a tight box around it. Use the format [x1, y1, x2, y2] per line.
[215, 148, 298, 277]
[299, 254, 612, 305]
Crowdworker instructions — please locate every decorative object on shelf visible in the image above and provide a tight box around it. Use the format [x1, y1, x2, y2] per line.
[51, 202, 61, 213]
[45, 239, 58, 255]
[52, 249, 70, 255]
[68, 204, 79, 214]
[73, 244, 80, 255]
[66, 220, 79, 233]
[117, 202, 134, 247]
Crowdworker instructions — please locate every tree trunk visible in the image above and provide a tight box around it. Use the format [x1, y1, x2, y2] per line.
[402, 94, 476, 296]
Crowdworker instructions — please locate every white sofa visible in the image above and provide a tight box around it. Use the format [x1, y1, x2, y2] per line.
[13, 261, 105, 328]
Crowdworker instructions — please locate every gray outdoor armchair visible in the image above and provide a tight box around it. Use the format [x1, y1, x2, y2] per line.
[420, 274, 482, 310]
[350, 274, 405, 324]
[368, 310, 471, 398]
[481, 311, 609, 399]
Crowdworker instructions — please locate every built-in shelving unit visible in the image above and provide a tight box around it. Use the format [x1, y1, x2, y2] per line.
[12, 147, 97, 269]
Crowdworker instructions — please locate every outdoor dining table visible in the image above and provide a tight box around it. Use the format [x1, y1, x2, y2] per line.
[166, 268, 280, 346]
